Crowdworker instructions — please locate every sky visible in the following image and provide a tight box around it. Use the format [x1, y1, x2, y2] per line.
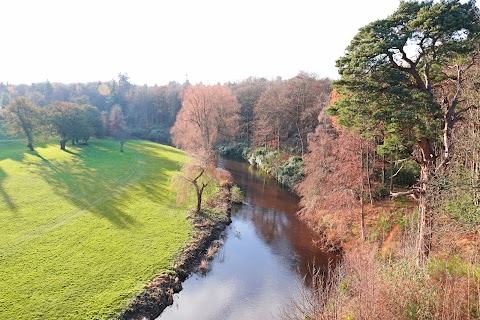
[0, 0, 403, 86]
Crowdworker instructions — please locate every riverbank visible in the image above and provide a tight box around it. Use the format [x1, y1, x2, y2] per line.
[117, 190, 233, 320]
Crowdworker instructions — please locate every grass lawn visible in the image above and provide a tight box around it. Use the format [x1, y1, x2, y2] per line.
[0, 138, 193, 319]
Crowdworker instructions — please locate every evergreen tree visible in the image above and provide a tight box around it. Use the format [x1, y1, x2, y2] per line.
[330, 0, 480, 261]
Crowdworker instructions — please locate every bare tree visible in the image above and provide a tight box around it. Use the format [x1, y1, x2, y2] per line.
[172, 153, 230, 213]
[170, 84, 239, 154]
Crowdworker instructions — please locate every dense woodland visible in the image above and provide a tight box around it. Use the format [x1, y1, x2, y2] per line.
[2, 0, 480, 318]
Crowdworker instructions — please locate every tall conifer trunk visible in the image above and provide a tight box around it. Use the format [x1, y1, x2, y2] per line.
[416, 139, 436, 263]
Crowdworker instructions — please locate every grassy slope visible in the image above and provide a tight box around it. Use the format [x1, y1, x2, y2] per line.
[0, 138, 192, 319]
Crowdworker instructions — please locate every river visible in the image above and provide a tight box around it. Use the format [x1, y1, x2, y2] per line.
[157, 158, 336, 320]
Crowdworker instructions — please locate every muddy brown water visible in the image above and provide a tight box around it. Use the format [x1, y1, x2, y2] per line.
[157, 158, 337, 320]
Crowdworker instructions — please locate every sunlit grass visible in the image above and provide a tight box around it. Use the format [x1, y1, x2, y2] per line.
[0, 138, 192, 319]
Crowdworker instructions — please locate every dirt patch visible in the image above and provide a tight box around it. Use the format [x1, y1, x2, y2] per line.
[117, 200, 232, 319]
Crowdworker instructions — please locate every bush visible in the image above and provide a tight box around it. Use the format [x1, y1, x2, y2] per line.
[230, 185, 243, 203]
[276, 156, 305, 189]
[393, 160, 420, 187]
[247, 147, 281, 175]
[147, 128, 171, 144]
[218, 143, 248, 159]
[373, 185, 390, 200]
[445, 195, 480, 229]
[130, 128, 145, 139]
[246, 148, 305, 190]
[247, 147, 268, 166]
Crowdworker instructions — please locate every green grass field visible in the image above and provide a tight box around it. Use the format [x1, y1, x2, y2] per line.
[0, 138, 193, 319]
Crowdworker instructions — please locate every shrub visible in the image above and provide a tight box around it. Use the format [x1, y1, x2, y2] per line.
[247, 147, 280, 174]
[230, 185, 243, 203]
[393, 160, 420, 187]
[130, 128, 145, 139]
[276, 156, 305, 189]
[373, 185, 390, 200]
[246, 147, 268, 166]
[218, 143, 248, 159]
[147, 128, 171, 144]
[246, 148, 305, 190]
[445, 195, 480, 229]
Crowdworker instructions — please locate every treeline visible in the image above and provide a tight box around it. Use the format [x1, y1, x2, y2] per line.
[164, 73, 331, 213]
[3, 97, 129, 152]
[167, 73, 332, 190]
[0, 74, 183, 145]
[1, 72, 333, 209]
[0, 72, 332, 155]
[230, 73, 332, 154]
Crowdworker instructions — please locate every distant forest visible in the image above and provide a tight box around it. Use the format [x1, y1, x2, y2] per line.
[0, 72, 331, 149]
[0, 74, 183, 144]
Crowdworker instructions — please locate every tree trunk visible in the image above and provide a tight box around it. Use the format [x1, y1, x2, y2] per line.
[192, 170, 206, 213]
[196, 189, 202, 212]
[277, 130, 280, 152]
[296, 120, 304, 157]
[366, 144, 373, 205]
[416, 163, 433, 264]
[360, 183, 365, 242]
[360, 140, 365, 241]
[416, 139, 436, 263]
[389, 153, 394, 193]
[27, 141, 34, 152]
[60, 139, 67, 151]
[382, 153, 386, 185]
[120, 141, 124, 152]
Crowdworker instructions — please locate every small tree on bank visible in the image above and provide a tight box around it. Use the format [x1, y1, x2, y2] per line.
[172, 160, 212, 213]
[172, 152, 231, 213]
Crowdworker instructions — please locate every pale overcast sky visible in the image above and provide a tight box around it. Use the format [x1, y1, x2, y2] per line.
[0, 0, 402, 85]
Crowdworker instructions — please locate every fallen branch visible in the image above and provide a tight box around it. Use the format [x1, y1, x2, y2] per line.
[390, 189, 418, 200]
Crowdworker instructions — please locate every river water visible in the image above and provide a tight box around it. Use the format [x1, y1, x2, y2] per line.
[157, 158, 336, 320]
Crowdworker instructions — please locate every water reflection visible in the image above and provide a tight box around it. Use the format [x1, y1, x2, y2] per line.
[221, 158, 336, 277]
[158, 158, 336, 320]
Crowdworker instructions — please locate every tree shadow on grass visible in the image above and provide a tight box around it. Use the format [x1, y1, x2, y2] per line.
[128, 142, 186, 205]
[32, 152, 60, 172]
[90, 201, 141, 229]
[10, 140, 188, 231]
[0, 167, 17, 214]
[0, 141, 28, 162]
[62, 149, 78, 155]
[30, 142, 144, 229]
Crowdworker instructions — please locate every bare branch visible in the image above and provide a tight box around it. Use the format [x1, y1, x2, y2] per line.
[394, 157, 414, 164]
[389, 162, 405, 180]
